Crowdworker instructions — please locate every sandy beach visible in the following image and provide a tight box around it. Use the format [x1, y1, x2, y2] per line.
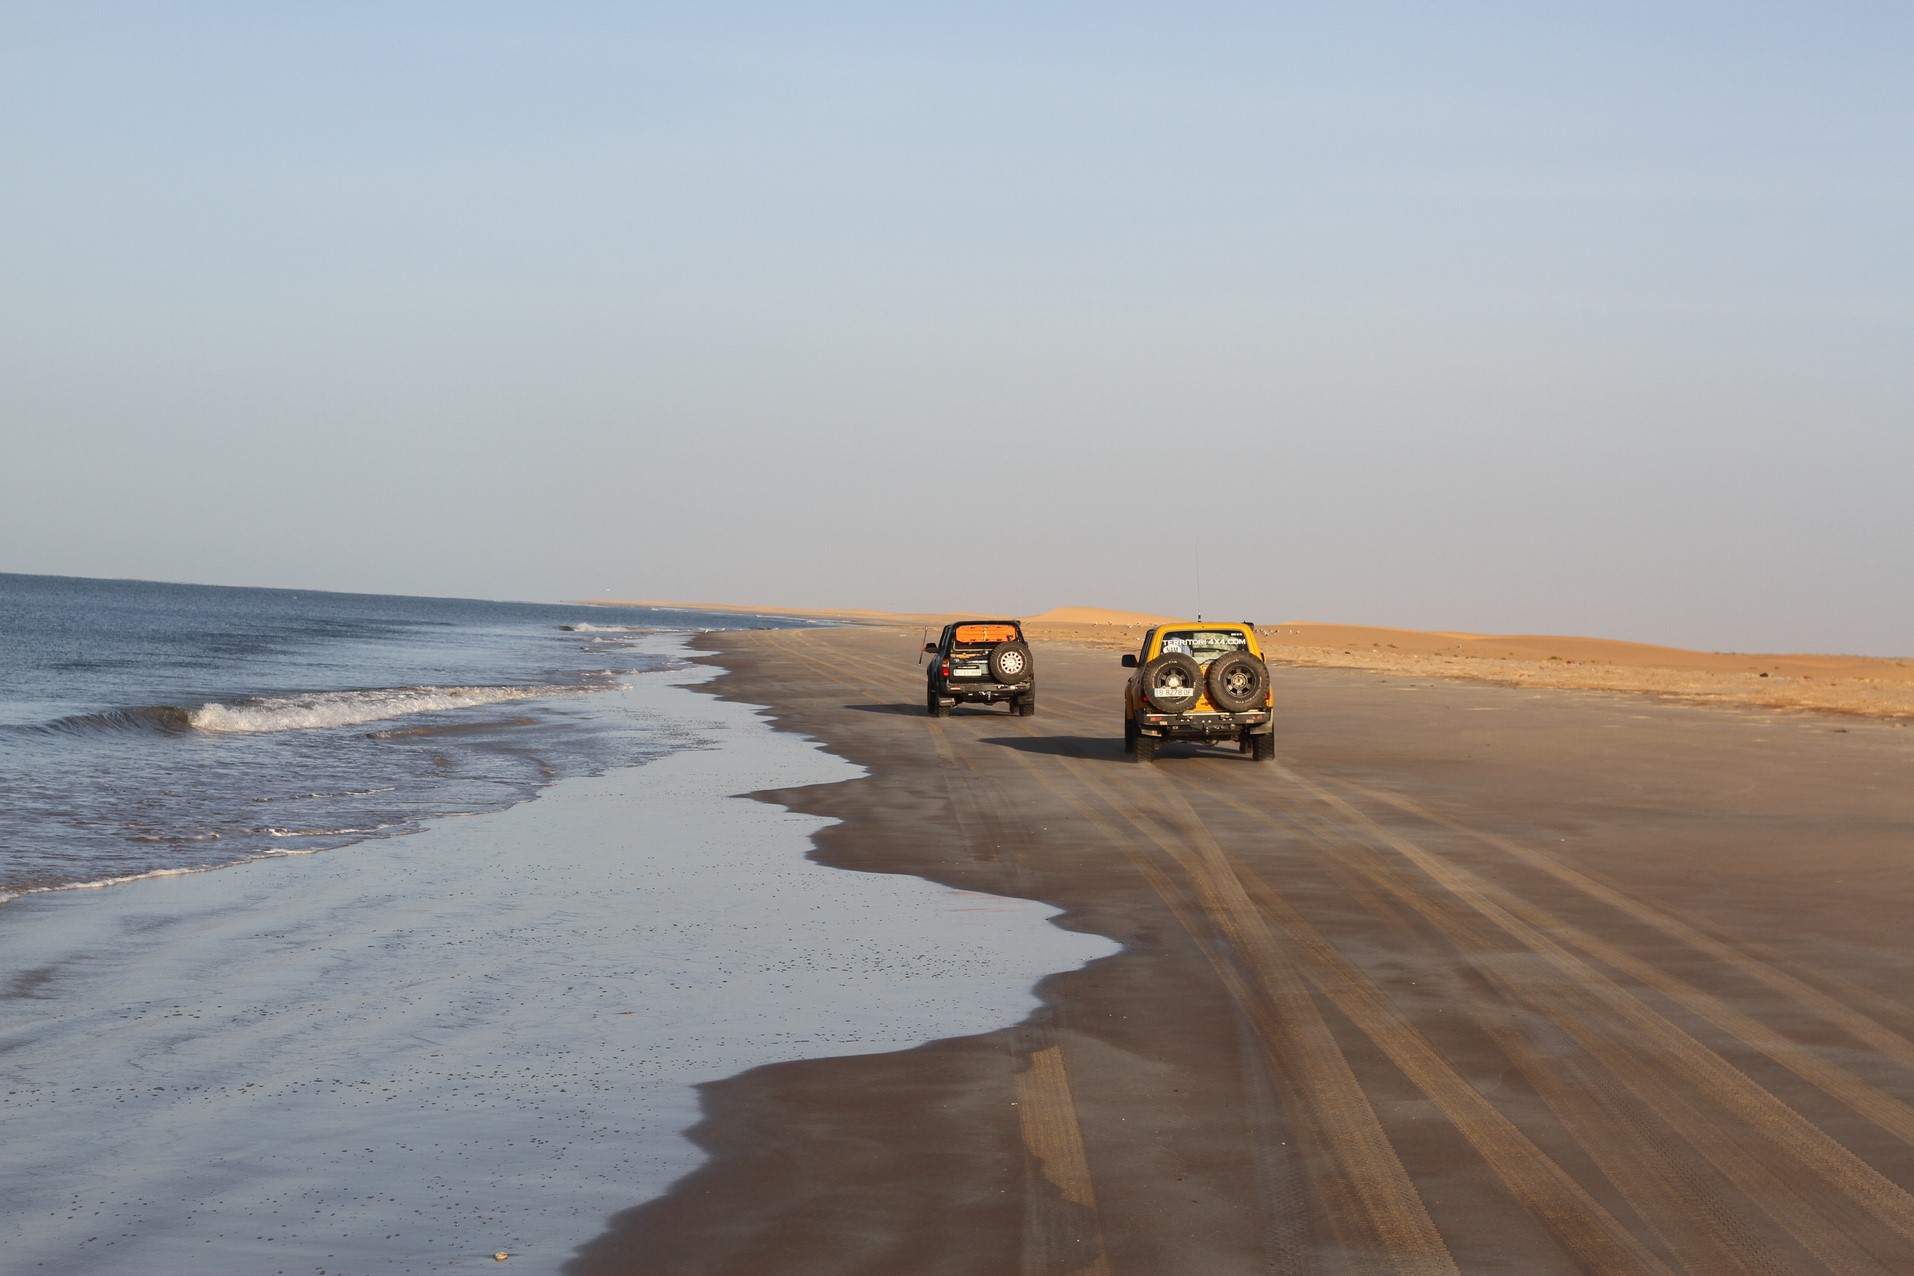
[592, 600, 1914, 722]
[11, 602, 1914, 1273]
[0, 640, 1110, 1275]
[17, 5, 1913, 1270]
[570, 621, 1914, 1274]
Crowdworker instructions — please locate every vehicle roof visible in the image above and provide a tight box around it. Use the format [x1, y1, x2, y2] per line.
[943, 618, 1022, 628]
[1150, 620, 1254, 631]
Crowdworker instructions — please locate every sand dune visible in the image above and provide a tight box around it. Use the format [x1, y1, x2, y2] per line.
[578, 601, 1914, 720]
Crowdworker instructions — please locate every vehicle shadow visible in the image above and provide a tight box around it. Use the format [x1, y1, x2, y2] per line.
[976, 735, 1127, 762]
[981, 735, 1259, 764]
[844, 704, 1028, 718]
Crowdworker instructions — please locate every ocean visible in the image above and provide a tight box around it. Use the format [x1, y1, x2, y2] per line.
[0, 573, 811, 902]
[0, 574, 1118, 1274]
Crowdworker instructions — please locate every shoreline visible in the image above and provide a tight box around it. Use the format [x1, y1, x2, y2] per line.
[577, 599, 1914, 721]
[2, 639, 1110, 1275]
[571, 623, 1914, 1274]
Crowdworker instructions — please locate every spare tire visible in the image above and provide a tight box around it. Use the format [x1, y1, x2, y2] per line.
[988, 641, 1032, 683]
[1140, 652, 1202, 713]
[1206, 651, 1270, 712]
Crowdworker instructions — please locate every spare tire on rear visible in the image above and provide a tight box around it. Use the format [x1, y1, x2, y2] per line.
[1140, 652, 1202, 713]
[1205, 651, 1270, 712]
[988, 641, 1031, 683]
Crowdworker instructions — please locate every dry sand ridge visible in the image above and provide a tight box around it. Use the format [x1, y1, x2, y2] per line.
[583, 600, 1914, 721]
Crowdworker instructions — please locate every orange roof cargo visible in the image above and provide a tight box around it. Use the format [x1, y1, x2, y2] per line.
[953, 623, 1019, 645]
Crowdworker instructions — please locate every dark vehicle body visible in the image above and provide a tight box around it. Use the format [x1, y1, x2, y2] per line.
[924, 620, 1035, 716]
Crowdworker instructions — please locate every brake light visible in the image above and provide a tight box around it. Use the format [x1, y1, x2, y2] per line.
[940, 661, 950, 676]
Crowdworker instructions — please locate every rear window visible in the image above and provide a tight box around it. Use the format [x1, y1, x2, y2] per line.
[1159, 629, 1248, 660]
[953, 623, 1019, 645]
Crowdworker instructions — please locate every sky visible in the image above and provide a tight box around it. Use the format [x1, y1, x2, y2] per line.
[4, 3, 1911, 654]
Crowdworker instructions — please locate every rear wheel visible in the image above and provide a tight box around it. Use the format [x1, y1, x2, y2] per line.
[1017, 698, 1036, 717]
[1206, 652, 1270, 712]
[1250, 731, 1275, 762]
[1140, 653, 1203, 713]
[1123, 717, 1139, 754]
[1132, 731, 1158, 763]
[926, 689, 946, 718]
[988, 642, 1032, 683]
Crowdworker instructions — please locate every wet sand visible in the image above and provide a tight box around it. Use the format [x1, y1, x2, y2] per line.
[571, 624, 1914, 1274]
[0, 645, 1109, 1275]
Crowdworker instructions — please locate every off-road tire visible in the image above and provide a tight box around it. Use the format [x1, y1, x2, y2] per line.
[1206, 651, 1270, 712]
[1123, 717, 1139, 754]
[988, 642, 1032, 684]
[1017, 698, 1036, 717]
[1132, 731, 1159, 763]
[1140, 652, 1203, 713]
[1250, 731, 1276, 762]
[926, 689, 946, 718]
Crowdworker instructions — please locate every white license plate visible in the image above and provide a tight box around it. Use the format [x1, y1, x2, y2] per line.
[951, 667, 984, 677]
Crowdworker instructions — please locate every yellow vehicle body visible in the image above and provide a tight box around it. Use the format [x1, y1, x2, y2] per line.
[1121, 621, 1275, 762]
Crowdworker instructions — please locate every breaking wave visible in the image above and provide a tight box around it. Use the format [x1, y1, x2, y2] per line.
[190, 686, 556, 734]
[563, 623, 672, 634]
[26, 685, 570, 738]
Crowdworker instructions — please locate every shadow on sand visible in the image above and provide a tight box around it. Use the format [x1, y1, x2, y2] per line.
[975, 734, 1126, 762]
[847, 703, 1027, 719]
[979, 734, 1259, 764]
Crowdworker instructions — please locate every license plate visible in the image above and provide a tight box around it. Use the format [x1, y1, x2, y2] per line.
[952, 667, 984, 677]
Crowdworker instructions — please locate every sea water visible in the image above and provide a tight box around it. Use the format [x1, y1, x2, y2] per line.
[0, 573, 802, 901]
[0, 575, 1119, 1274]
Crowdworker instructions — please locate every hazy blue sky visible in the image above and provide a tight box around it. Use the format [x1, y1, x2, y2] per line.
[4, 4, 1910, 652]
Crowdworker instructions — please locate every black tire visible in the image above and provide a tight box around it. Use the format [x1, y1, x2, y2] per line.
[1018, 698, 1036, 717]
[988, 641, 1032, 683]
[1206, 651, 1270, 712]
[1123, 717, 1138, 754]
[1250, 731, 1276, 762]
[1140, 652, 1202, 713]
[926, 689, 946, 718]
[1132, 731, 1159, 763]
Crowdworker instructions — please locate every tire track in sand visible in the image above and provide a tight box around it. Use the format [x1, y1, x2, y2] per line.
[1337, 778, 1914, 1083]
[1244, 763, 1914, 1270]
[1035, 749, 1676, 1274]
[752, 630, 1111, 1276]
[974, 738, 1459, 1274]
[770, 632, 1319, 1272]
[1184, 771, 1799, 1275]
[974, 643, 1914, 1270]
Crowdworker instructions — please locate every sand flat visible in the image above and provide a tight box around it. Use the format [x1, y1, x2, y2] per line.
[584, 600, 1914, 721]
[0, 642, 1111, 1275]
[571, 624, 1914, 1274]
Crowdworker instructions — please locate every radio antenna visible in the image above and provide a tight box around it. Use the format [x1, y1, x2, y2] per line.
[1194, 544, 1203, 621]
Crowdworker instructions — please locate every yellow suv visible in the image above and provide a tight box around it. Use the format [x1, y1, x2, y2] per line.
[1121, 622, 1274, 763]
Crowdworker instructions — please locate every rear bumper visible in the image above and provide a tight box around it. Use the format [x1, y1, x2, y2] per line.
[1138, 708, 1271, 737]
[933, 679, 1032, 704]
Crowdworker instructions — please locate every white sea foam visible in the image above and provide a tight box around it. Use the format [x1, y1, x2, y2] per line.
[0, 864, 220, 905]
[252, 787, 398, 804]
[0, 841, 356, 904]
[187, 685, 551, 734]
[0, 640, 1119, 1273]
